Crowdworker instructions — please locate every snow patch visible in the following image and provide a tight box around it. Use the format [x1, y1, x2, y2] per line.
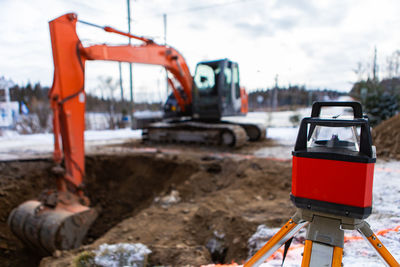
[94, 243, 151, 267]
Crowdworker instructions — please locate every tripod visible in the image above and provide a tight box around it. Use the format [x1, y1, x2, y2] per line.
[244, 209, 399, 267]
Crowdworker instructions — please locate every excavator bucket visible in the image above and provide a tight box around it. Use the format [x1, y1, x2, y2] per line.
[8, 197, 98, 255]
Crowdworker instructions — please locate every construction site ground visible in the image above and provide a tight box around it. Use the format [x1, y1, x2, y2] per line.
[1, 122, 400, 266]
[0, 136, 295, 266]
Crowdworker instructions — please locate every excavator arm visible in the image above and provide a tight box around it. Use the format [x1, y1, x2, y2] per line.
[50, 13, 193, 194]
[8, 12, 194, 255]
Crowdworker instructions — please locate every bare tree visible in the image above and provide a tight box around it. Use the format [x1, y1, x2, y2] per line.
[353, 62, 366, 81]
[386, 50, 400, 78]
[97, 76, 120, 129]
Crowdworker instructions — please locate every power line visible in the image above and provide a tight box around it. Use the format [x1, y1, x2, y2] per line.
[158, 0, 260, 16]
[122, 0, 260, 24]
[127, 0, 135, 127]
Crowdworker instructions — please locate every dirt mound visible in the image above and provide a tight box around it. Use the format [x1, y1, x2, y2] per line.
[372, 114, 400, 160]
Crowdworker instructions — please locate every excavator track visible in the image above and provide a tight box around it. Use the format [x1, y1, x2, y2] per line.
[225, 121, 267, 142]
[143, 121, 248, 147]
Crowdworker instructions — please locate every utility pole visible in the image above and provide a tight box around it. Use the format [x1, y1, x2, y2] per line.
[163, 13, 169, 100]
[372, 46, 378, 83]
[272, 74, 278, 111]
[118, 62, 124, 102]
[127, 0, 134, 127]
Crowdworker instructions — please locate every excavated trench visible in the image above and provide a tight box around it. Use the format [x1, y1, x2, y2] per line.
[83, 154, 198, 242]
[0, 154, 197, 267]
[0, 152, 294, 267]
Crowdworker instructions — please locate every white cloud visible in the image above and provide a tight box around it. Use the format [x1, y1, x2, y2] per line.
[0, 0, 399, 102]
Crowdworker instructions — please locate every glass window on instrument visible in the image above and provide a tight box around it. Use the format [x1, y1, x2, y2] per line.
[233, 64, 240, 98]
[307, 125, 361, 152]
[194, 64, 220, 92]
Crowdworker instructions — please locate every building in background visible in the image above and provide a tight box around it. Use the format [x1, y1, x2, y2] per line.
[0, 77, 19, 128]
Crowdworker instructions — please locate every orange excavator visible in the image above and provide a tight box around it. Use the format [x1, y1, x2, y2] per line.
[8, 13, 265, 255]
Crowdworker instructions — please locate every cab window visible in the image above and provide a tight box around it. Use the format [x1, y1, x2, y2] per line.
[194, 64, 217, 91]
[233, 65, 240, 98]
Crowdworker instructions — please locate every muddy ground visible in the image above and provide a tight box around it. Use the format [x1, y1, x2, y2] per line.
[0, 140, 294, 267]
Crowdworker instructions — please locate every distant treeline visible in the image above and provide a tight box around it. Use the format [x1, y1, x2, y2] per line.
[349, 48, 400, 126]
[248, 86, 345, 110]
[8, 82, 161, 114]
[350, 77, 400, 100]
[350, 77, 400, 126]
[9, 82, 49, 114]
[8, 82, 347, 114]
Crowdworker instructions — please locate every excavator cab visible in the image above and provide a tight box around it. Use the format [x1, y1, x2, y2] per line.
[192, 59, 243, 121]
[163, 59, 244, 121]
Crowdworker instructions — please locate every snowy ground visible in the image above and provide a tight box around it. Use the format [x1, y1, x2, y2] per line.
[0, 126, 298, 161]
[1, 105, 354, 161]
[0, 128, 141, 160]
[0, 111, 300, 161]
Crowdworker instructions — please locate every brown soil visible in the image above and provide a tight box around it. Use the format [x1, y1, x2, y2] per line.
[111, 137, 279, 155]
[1, 144, 293, 267]
[0, 159, 55, 267]
[372, 114, 400, 160]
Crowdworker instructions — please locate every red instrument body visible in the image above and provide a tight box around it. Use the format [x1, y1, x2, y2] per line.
[292, 156, 375, 210]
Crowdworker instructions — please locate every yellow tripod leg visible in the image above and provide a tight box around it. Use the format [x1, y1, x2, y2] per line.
[244, 219, 308, 267]
[366, 233, 399, 267]
[301, 240, 342, 267]
[358, 221, 399, 266]
[301, 240, 312, 266]
[331, 246, 343, 266]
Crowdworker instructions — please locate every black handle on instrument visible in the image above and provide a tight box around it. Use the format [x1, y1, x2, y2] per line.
[311, 101, 363, 118]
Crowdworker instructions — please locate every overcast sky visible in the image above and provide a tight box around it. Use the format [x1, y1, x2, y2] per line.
[0, 0, 399, 102]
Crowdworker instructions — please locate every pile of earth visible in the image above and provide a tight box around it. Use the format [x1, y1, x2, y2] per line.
[372, 113, 400, 160]
[0, 148, 294, 267]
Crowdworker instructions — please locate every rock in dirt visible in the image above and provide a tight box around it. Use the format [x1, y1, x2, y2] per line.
[206, 230, 227, 263]
[154, 190, 181, 207]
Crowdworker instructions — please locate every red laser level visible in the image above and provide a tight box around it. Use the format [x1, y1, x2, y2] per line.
[291, 101, 376, 219]
[244, 102, 399, 267]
